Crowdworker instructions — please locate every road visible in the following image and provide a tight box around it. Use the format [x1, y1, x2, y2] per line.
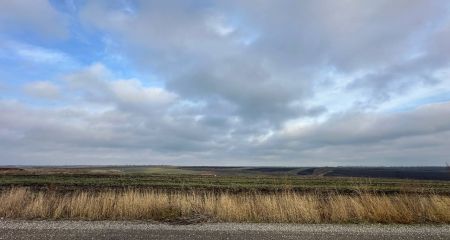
[0, 220, 449, 240]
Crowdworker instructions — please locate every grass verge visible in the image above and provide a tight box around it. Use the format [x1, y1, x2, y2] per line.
[0, 188, 449, 223]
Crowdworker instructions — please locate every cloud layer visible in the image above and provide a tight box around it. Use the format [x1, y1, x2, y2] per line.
[1, 0, 450, 166]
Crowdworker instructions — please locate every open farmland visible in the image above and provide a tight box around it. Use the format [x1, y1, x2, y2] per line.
[0, 166, 449, 224]
[0, 166, 449, 194]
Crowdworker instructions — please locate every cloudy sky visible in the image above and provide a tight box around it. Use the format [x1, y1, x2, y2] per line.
[1, 0, 450, 166]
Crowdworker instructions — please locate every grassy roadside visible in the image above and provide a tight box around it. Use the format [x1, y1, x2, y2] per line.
[1, 188, 449, 224]
[1, 172, 449, 224]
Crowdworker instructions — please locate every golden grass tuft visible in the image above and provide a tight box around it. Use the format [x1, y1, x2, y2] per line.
[0, 188, 449, 223]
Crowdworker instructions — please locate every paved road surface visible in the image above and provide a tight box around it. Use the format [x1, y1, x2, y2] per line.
[0, 220, 449, 240]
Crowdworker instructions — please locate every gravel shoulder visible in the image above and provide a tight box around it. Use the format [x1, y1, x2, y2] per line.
[1, 220, 449, 240]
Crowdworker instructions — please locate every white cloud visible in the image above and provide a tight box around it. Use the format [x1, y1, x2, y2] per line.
[3, 41, 76, 66]
[64, 63, 177, 111]
[24, 81, 61, 100]
[111, 80, 176, 106]
[206, 14, 235, 36]
[16, 44, 73, 64]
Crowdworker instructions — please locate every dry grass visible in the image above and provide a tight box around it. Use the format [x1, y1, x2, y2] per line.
[0, 188, 449, 223]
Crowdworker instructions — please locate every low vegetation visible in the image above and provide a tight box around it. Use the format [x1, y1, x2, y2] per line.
[1, 167, 448, 223]
[2, 173, 449, 194]
[1, 188, 449, 224]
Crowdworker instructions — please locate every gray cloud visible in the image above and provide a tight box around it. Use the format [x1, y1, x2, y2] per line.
[1, 0, 450, 166]
[2, 93, 450, 165]
[250, 102, 450, 165]
[0, 64, 237, 165]
[0, 0, 68, 38]
[79, 0, 450, 121]
[274, 102, 450, 146]
[347, 19, 450, 103]
[80, 0, 322, 125]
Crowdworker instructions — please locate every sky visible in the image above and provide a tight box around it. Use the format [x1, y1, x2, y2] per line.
[1, 0, 450, 166]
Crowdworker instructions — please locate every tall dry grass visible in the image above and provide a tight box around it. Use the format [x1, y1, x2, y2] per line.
[0, 188, 449, 223]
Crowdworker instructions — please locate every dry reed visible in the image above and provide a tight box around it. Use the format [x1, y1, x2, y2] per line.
[0, 188, 449, 223]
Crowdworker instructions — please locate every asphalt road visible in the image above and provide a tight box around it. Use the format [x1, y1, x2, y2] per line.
[0, 220, 449, 240]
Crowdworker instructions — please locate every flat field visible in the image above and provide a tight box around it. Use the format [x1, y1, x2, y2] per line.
[0, 166, 449, 194]
[0, 166, 449, 223]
